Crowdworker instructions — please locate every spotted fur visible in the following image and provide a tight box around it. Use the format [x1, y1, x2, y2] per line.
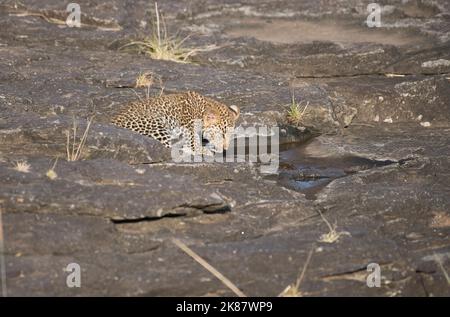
[111, 91, 240, 154]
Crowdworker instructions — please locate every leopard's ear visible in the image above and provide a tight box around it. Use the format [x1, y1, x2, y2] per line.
[229, 105, 240, 119]
[203, 109, 219, 127]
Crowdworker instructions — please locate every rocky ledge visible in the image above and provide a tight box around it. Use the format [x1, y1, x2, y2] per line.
[0, 0, 449, 296]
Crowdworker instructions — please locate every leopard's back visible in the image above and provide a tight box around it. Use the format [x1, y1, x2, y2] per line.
[112, 92, 204, 146]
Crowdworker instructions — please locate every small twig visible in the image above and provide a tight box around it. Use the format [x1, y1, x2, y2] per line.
[295, 247, 314, 291]
[66, 116, 94, 161]
[158, 76, 165, 96]
[318, 210, 334, 233]
[434, 254, 450, 285]
[384, 73, 405, 78]
[74, 116, 93, 161]
[129, 88, 144, 103]
[66, 129, 70, 160]
[51, 156, 59, 170]
[0, 207, 7, 297]
[278, 247, 314, 297]
[71, 118, 77, 161]
[172, 238, 246, 297]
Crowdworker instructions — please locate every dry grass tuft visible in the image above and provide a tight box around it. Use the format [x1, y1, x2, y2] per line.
[46, 169, 58, 180]
[46, 157, 59, 180]
[13, 160, 31, 173]
[317, 210, 350, 244]
[66, 116, 94, 161]
[134, 71, 165, 99]
[119, 2, 216, 63]
[135, 72, 154, 88]
[279, 247, 314, 297]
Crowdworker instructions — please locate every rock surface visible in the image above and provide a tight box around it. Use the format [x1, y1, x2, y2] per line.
[0, 0, 449, 296]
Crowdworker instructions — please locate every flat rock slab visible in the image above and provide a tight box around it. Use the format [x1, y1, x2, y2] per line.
[2, 160, 316, 296]
[0, 0, 449, 296]
[0, 110, 171, 164]
[0, 158, 236, 220]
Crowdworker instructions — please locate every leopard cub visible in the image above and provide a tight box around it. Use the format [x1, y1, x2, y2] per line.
[111, 91, 240, 154]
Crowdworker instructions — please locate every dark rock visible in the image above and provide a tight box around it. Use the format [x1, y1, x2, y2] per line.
[0, 0, 449, 297]
[0, 110, 170, 163]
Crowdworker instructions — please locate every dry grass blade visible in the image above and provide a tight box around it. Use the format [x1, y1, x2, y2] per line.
[66, 116, 94, 161]
[317, 210, 350, 244]
[0, 207, 7, 297]
[129, 88, 145, 103]
[434, 254, 450, 285]
[172, 238, 246, 297]
[155, 2, 161, 46]
[279, 247, 314, 297]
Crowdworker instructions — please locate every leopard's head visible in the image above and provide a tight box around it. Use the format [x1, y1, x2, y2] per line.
[202, 103, 240, 153]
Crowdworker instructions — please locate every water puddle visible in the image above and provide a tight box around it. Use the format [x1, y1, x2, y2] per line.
[267, 140, 395, 200]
